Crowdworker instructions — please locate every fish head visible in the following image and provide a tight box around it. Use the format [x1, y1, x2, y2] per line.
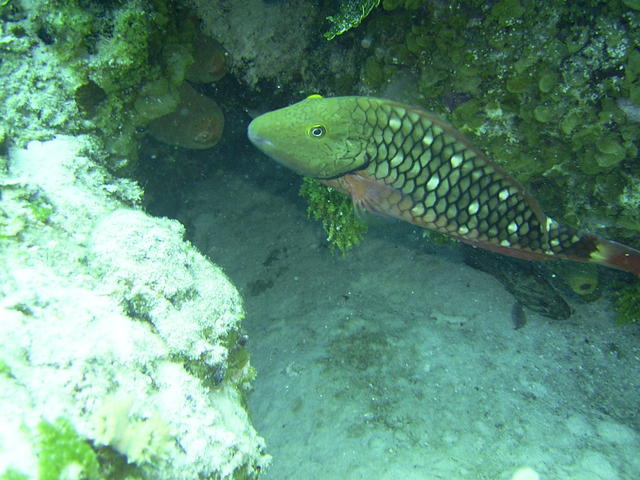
[247, 95, 369, 178]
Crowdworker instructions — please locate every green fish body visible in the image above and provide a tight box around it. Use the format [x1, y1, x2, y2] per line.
[248, 95, 640, 275]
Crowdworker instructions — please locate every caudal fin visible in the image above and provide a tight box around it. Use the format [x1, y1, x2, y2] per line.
[545, 221, 640, 275]
[586, 235, 640, 275]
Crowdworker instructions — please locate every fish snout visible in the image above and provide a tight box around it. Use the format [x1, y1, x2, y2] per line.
[247, 120, 274, 147]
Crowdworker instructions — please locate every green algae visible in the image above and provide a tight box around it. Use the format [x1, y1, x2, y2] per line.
[383, 0, 426, 10]
[488, 0, 525, 25]
[324, 0, 381, 40]
[0, 181, 54, 241]
[537, 71, 559, 93]
[0, 358, 10, 377]
[533, 104, 554, 123]
[172, 326, 255, 397]
[359, 0, 640, 244]
[299, 177, 368, 254]
[37, 418, 100, 480]
[0, 470, 29, 480]
[363, 56, 386, 88]
[624, 0, 640, 10]
[613, 279, 640, 324]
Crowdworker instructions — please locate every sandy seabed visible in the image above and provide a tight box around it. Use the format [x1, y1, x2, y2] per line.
[175, 151, 640, 480]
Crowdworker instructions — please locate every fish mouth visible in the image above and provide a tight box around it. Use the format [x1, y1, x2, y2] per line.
[247, 122, 274, 147]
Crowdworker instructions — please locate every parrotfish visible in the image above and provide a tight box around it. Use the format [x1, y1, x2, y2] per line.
[248, 95, 640, 275]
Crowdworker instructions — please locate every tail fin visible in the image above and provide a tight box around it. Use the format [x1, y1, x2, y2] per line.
[547, 222, 640, 275]
[586, 234, 640, 275]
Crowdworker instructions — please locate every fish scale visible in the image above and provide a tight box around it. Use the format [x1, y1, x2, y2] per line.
[248, 95, 640, 274]
[353, 97, 548, 254]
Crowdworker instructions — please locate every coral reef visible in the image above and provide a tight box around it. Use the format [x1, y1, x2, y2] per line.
[1, 0, 229, 170]
[91, 394, 171, 465]
[0, 136, 269, 479]
[0, 2, 83, 146]
[192, 0, 359, 90]
[192, 0, 316, 87]
[0, 2, 269, 475]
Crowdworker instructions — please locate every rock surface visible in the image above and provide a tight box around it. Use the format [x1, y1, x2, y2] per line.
[0, 128, 266, 480]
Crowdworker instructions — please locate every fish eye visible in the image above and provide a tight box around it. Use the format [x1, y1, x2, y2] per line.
[308, 125, 326, 138]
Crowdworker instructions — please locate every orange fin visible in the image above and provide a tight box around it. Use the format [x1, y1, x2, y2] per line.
[321, 172, 404, 221]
